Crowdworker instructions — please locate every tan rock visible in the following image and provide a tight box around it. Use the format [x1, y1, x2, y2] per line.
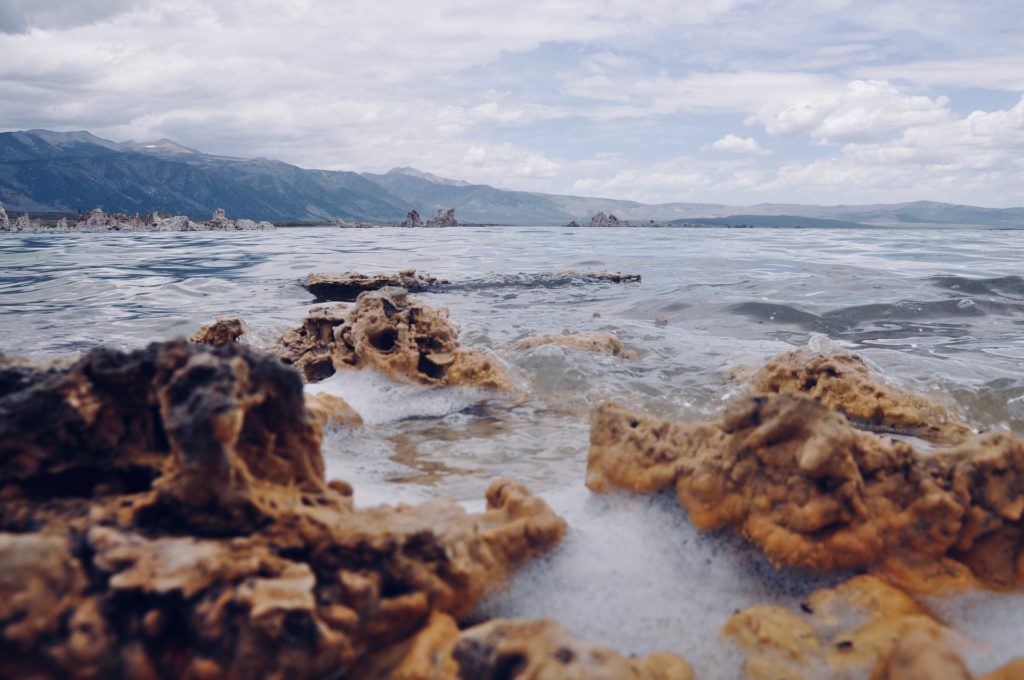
[275, 287, 511, 390]
[0, 340, 564, 678]
[587, 394, 1024, 585]
[305, 392, 363, 427]
[304, 269, 443, 301]
[747, 348, 972, 444]
[513, 333, 637, 360]
[189, 317, 247, 346]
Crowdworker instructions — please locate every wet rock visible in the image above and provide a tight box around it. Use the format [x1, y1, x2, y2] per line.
[305, 392, 363, 427]
[353, 614, 692, 679]
[426, 208, 458, 227]
[724, 575, 978, 680]
[189, 317, 247, 347]
[513, 333, 637, 360]
[747, 348, 973, 444]
[587, 394, 1024, 585]
[557, 270, 641, 284]
[400, 210, 423, 228]
[303, 269, 444, 302]
[275, 287, 511, 390]
[0, 340, 565, 678]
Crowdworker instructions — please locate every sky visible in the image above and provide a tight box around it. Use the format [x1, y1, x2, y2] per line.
[1, 0, 1023, 207]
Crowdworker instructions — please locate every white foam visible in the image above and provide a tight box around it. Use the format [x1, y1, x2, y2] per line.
[473, 485, 843, 677]
[305, 369, 492, 424]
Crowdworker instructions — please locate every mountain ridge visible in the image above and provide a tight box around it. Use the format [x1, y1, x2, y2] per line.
[2, 129, 1023, 227]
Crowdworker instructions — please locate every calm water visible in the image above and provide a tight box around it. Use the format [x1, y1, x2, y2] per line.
[2, 226, 1023, 674]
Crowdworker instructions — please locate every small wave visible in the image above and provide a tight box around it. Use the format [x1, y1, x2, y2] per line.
[304, 369, 492, 424]
[439, 271, 640, 292]
[929, 274, 1024, 299]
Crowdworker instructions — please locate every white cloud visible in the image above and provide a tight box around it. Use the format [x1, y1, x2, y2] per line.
[707, 134, 770, 155]
[462, 143, 560, 180]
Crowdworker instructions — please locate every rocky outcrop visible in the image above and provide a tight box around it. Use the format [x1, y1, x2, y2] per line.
[304, 392, 363, 428]
[275, 288, 512, 390]
[724, 574, 1022, 680]
[0, 207, 273, 232]
[0, 203, 8, 229]
[426, 208, 458, 227]
[189, 317, 247, 346]
[303, 269, 445, 302]
[587, 394, 1024, 586]
[353, 613, 692, 679]
[585, 212, 629, 227]
[746, 348, 972, 444]
[513, 333, 637, 360]
[399, 210, 423, 228]
[0, 340, 565, 678]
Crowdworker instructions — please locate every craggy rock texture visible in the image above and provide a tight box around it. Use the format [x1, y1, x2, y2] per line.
[426, 208, 458, 227]
[305, 392, 364, 428]
[513, 333, 638, 360]
[0, 202, 8, 229]
[275, 288, 512, 390]
[555, 270, 640, 284]
[747, 348, 973, 443]
[723, 574, 1022, 680]
[0, 340, 565, 679]
[189, 317, 247, 347]
[400, 210, 423, 228]
[354, 614, 692, 679]
[304, 269, 444, 302]
[587, 394, 1024, 585]
[0, 207, 273, 232]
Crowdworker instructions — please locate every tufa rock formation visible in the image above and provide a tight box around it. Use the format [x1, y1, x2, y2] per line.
[724, 574, 1022, 680]
[399, 210, 423, 228]
[513, 333, 638, 361]
[303, 269, 445, 302]
[275, 288, 512, 390]
[587, 394, 1024, 586]
[0, 340, 566, 678]
[0, 207, 272, 232]
[746, 348, 973, 444]
[189, 317, 247, 347]
[0, 202, 8, 229]
[586, 212, 629, 227]
[426, 208, 458, 227]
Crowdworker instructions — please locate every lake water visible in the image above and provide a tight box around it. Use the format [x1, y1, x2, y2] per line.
[2, 226, 1023, 675]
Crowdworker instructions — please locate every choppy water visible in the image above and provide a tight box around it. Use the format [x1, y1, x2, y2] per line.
[2, 226, 1023, 675]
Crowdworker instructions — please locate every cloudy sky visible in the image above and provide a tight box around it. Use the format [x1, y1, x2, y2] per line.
[2, 0, 1023, 206]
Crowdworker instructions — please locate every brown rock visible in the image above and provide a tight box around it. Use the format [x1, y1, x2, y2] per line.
[587, 394, 1024, 584]
[513, 333, 637, 360]
[303, 269, 444, 302]
[0, 340, 565, 678]
[275, 287, 511, 390]
[189, 317, 247, 347]
[747, 348, 972, 443]
[305, 392, 363, 427]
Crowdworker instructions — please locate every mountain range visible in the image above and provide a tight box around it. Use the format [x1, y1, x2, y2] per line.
[2, 129, 1023, 228]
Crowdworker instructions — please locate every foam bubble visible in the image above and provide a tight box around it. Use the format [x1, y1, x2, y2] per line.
[305, 369, 492, 424]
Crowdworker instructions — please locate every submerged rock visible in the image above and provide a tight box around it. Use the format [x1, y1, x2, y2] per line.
[275, 287, 511, 390]
[746, 348, 973, 444]
[724, 574, 1021, 680]
[513, 332, 637, 360]
[0, 340, 565, 678]
[189, 317, 247, 346]
[303, 269, 444, 302]
[587, 394, 1024, 586]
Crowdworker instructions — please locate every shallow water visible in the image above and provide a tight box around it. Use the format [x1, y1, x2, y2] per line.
[2, 226, 1023, 674]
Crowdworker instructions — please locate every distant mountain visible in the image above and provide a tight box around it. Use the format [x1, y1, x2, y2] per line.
[0, 130, 413, 221]
[2, 129, 1022, 227]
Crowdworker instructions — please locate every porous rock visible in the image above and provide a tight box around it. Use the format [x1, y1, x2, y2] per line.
[303, 269, 444, 302]
[587, 394, 1024, 585]
[723, 574, 1024, 680]
[0, 340, 565, 678]
[513, 333, 637, 360]
[189, 317, 247, 347]
[275, 287, 511, 390]
[747, 348, 972, 443]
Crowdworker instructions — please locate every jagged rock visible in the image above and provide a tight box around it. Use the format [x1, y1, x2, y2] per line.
[353, 614, 693, 679]
[426, 208, 458, 227]
[587, 212, 629, 227]
[55, 217, 68, 229]
[513, 333, 637, 360]
[746, 348, 973, 444]
[211, 208, 227, 223]
[305, 392, 363, 428]
[0, 340, 565, 678]
[189, 317, 247, 347]
[723, 574, 1022, 680]
[275, 288, 511, 390]
[399, 210, 423, 228]
[0, 206, 272, 232]
[0, 203, 8, 229]
[303, 269, 444, 302]
[587, 393, 1024, 585]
